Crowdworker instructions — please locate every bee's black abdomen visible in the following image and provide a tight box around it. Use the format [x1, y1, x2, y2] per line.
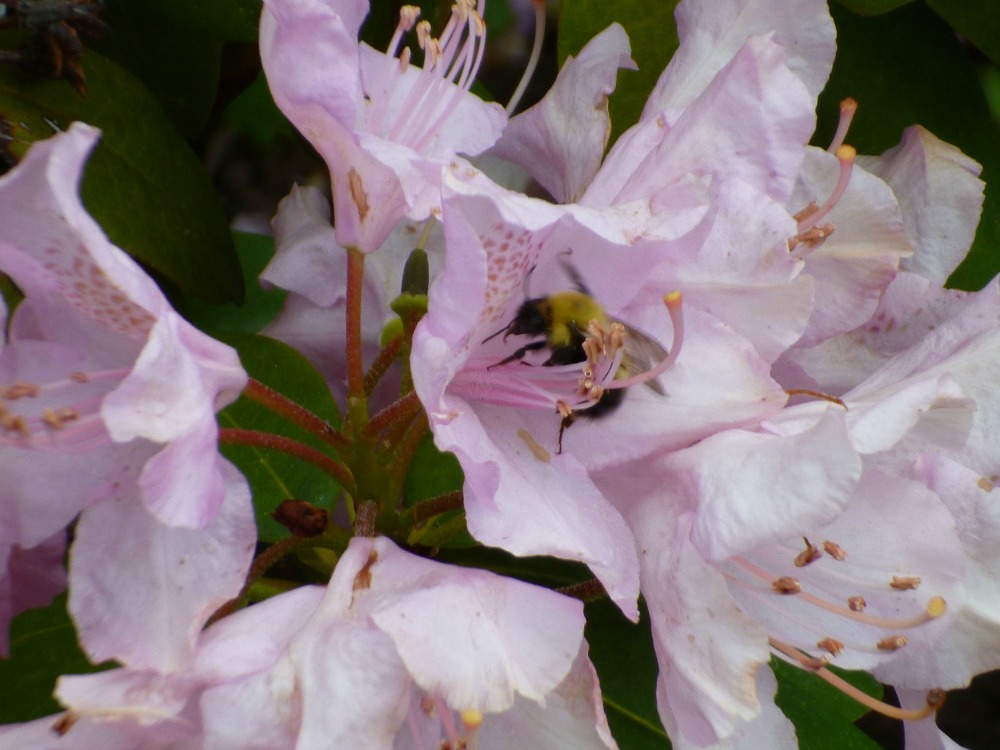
[579, 387, 625, 419]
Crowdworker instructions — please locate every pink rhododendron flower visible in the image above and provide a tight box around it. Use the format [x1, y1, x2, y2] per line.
[0, 123, 254, 665]
[412, 0, 837, 616]
[260, 0, 506, 253]
[1, 537, 616, 750]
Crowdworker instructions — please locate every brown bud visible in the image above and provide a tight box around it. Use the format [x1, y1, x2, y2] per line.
[271, 499, 328, 538]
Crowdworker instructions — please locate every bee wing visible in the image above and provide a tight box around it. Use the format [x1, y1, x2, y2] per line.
[614, 318, 669, 395]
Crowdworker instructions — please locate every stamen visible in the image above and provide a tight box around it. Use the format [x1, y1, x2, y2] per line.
[506, 0, 547, 115]
[784, 388, 847, 409]
[605, 292, 684, 390]
[890, 576, 921, 591]
[794, 537, 822, 568]
[827, 97, 858, 153]
[731, 557, 946, 630]
[796, 145, 857, 234]
[770, 638, 942, 721]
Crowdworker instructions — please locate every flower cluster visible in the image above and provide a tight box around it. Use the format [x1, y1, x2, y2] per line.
[1, 0, 997, 749]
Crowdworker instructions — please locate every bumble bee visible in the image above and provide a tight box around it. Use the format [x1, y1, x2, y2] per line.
[484, 257, 667, 450]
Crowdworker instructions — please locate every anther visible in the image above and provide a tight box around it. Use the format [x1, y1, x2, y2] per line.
[823, 540, 847, 560]
[794, 537, 822, 567]
[848, 596, 866, 612]
[877, 635, 908, 651]
[817, 637, 845, 656]
[890, 576, 921, 591]
[773, 576, 802, 594]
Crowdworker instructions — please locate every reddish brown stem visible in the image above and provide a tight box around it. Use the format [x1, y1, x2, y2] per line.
[346, 247, 366, 400]
[210, 536, 309, 622]
[364, 336, 403, 396]
[243, 378, 349, 450]
[219, 428, 356, 494]
[412, 490, 464, 527]
[367, 391, 423, 437]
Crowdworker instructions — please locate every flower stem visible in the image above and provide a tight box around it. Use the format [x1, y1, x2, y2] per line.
[411, 490, 464, 527]
[243, 378, 349, 450]
[367, 391, 423, 437]
[364, 336, 403, 396]
[219, 427, 356, 494]
[346, 246, 366, 401]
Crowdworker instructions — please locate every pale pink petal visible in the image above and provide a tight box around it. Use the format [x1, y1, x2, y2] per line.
[660, 666, 797, 750]
[69, 461, 255, 671]
[875, 455, 1000, 689]
[790, 148, 910, 347]
[492, 23, 636, 203]
[859, 126, 984, 283]
[645, 0, 835, 118]
[682, 407, 861, 561]
[364, 537, 586, 712]
[101, 313, 245, 445]
[291, 620, 411, 750]
[628, 502, 770, 746]
[0, 713, 168, 750]
[473, 644, 618, 750]
[898, 690, 966, 750]
[56, 669, 200, 739]
[0, 123, 166, 330]
[589, 36, 814, 208]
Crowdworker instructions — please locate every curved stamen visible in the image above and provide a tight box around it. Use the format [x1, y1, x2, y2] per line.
[606, 292, 683, 390]
[506, 0, 547, 115]
[770, 637, 944, 721]
[731, 556, 946, 630]
[796, 145, 856, 233]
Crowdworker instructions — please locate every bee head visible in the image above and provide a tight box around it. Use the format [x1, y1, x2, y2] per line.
[505, 299, 550, 340]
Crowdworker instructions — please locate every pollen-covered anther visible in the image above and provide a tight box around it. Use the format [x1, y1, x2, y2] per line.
[817, 637, 845, 656]
[2, 414, 28, 435]
[399, 4, 421, 30]
[773, 576, 802, 594]
[788, 223, 835, 251]
[42, 407, 80, 429]
[822, 540, 847, 560]
[556, 400, 573, 419]
[877, 635, 908, 652]
[70, 371, 90, 383]
[848, 596, 866, 612]
[794, 537, 822, 567]
[890, 576, 921, 591]
[1, 381, 41, 400]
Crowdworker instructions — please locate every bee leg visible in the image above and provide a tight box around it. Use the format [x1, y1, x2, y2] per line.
[487, 340, 548, 370]
[556, 410, 577, 454]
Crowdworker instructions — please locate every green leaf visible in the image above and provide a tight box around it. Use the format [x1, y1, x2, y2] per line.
[225, 72, 296, 147]
[773, 659, 883, 750]
[215, 333, 343, 542]
[0, 595, 113, 724]
[816, 2, 1000, 290]
[403, 435, 463, 505]
[926, 0, 1000, 66]
[585, 599, 669, 750]
[151, 0, 262, 43]
[834, 0, 914, 15]
[0, 51, 243, 304]
[182, 231, 285, 334]
[558, 0, 681, 147]
[90, 0, 224, 138]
